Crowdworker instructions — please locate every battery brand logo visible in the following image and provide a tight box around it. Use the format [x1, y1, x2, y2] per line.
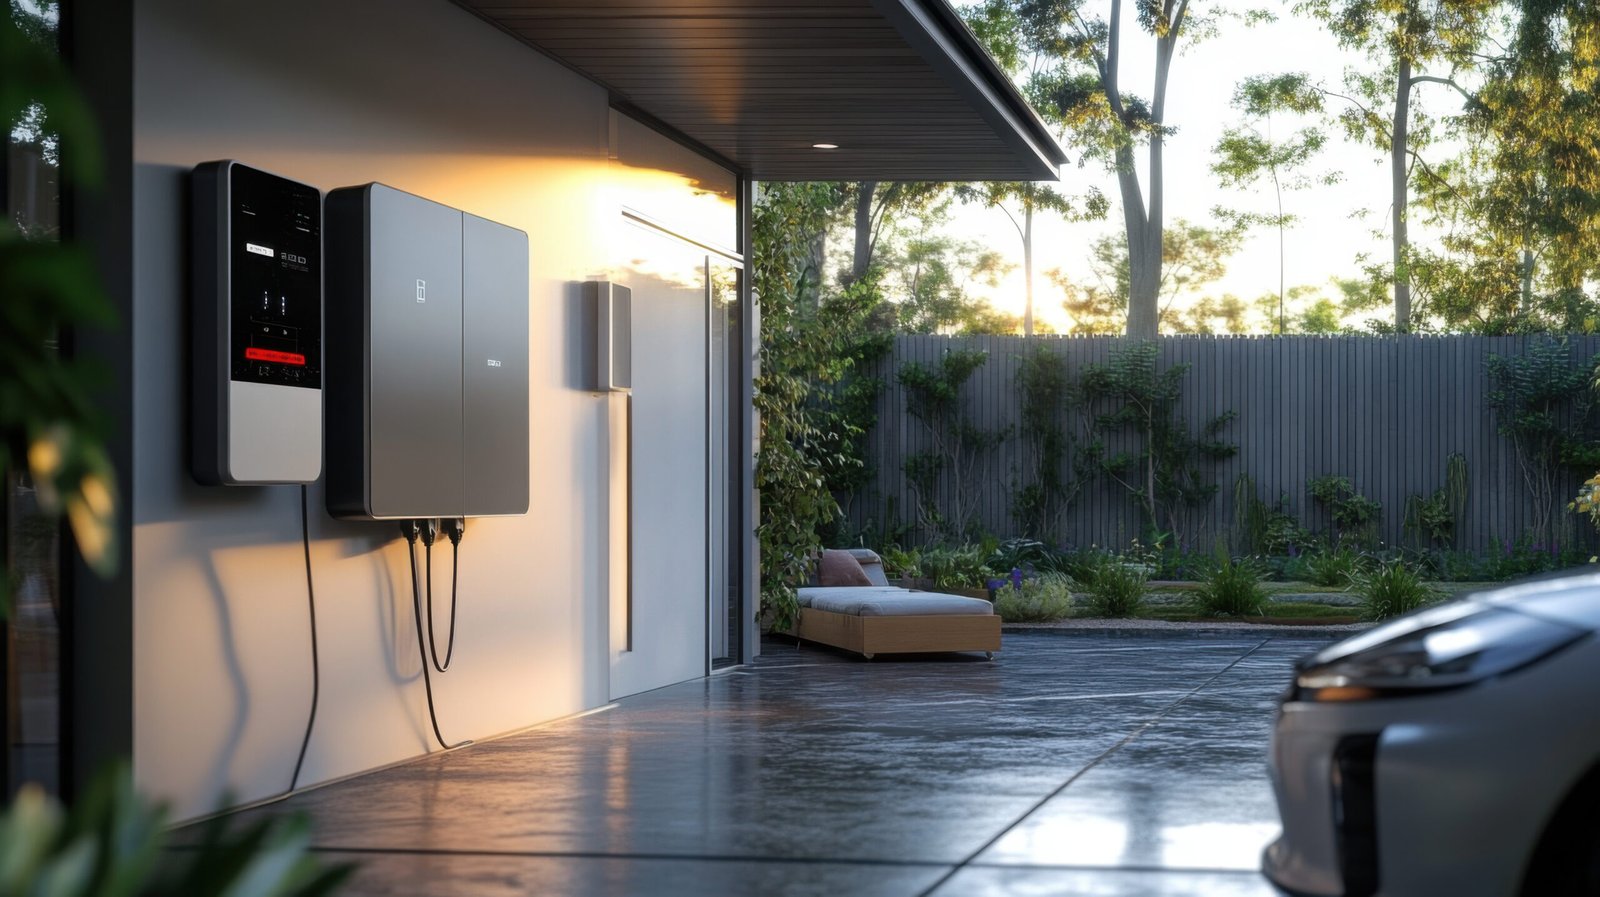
[416, 279, 426, 303]
[245, 347, 307, 366]
[245, 242, 274, 257]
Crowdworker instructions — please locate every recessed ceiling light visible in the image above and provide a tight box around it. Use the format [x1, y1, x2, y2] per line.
[812, 143, 839, 150]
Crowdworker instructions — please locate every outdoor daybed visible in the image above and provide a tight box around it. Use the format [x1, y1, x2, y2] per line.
[791, 549, 1001, 660]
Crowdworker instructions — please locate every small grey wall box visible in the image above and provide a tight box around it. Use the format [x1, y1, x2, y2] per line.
[190, 160, 324, 485]
[324, 183, 530, 520]
[587, 280, 632, 393]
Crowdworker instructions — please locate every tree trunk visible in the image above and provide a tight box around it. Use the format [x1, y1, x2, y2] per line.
[1126, 229, 1162, 339]
[1125, 15, 1176, 341]
[1117, 141, 1159, 338]
[846, 180, 876, 285]
[1520, 219, 1535, 316]
[1023, 195, 1035, 337]
[801, 229, 825, 311]
[1392, 57, 1412, 332]
[1270, 114, 1285, 333]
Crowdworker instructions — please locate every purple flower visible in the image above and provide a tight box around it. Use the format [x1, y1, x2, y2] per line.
[1011, 567, 1024, 591]
[986, 578, 1005, 592]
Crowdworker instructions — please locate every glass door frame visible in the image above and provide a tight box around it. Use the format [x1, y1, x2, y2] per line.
[617, 207, 748, 672]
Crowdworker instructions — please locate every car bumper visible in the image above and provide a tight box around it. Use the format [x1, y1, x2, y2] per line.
[1262, 645, 1599, 897]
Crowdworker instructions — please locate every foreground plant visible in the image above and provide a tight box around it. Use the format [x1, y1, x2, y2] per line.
[2, 3, 120, 616]
[0, 764, 350, 896]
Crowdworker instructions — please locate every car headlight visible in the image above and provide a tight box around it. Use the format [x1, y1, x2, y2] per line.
[1294, 602, 1588, 702]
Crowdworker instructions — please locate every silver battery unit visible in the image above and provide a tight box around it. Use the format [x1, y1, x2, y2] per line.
[324, 184, 529, 520]
[463, 213, 530, 516]
[191, 160, 323, 486]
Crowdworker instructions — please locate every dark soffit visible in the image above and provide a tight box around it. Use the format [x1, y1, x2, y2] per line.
[453, 0, 1067, 181]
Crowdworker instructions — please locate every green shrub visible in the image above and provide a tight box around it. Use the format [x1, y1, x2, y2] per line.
[879, 545, 922, 579]
[918, 541, 999, 590]
[1057, 548, 1111, 583]
[994, 573, 1075, 623]
[1304, 545, 1364, 587]
[1420, 548, 1482, 582]
[1274, 551, 1312, 582]
[1234, 475, 1310, 555]
[1082, 560, 1147, 617]
[1357, 561, 1439, 620]
[1194, 553, 1268, 617]
[1309, 475, 1382, 544]
[989, 537, 1053, 574]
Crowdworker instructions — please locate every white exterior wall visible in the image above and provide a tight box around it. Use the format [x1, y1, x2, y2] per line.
[130, 0, 735, 820]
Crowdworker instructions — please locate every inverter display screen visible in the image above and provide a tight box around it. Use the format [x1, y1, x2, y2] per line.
[230, 164, 321, 388]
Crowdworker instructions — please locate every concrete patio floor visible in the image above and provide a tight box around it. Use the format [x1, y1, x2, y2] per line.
[204, 631, 1338, 896]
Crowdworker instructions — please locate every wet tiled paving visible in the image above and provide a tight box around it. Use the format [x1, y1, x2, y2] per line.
[205, 631, 1337, 896]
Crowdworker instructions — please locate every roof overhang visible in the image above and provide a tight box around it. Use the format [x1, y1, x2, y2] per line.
[453, 0, 1067, 181]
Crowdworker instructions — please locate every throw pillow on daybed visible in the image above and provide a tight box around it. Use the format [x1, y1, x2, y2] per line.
[817, 549, 873, 587]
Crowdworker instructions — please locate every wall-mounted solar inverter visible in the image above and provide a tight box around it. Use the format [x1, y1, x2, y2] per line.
[190, 160, 323, 485]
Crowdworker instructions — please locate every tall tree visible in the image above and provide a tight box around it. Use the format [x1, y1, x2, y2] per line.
[1291, 0, 1495, 332]
[1413, 0, 1600, 331]
[880, 218, 1018, 334]
[954, 182, 1105, 335]
[1053, 219, 1243, 332]
[975, 0, 1215, 338]
[839, 181, 946, 286]
[959, 1, 1108, 336]
[1210, 75, 1333, 332]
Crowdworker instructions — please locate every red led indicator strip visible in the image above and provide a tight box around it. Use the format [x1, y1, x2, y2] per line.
[245, 347, 307, 366]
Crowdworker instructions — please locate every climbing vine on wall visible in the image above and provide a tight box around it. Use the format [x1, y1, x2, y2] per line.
[1078, 342, 1237, 545]
[1486, 339, 1600, 545]
[1011, 348, 1090, 541]
[752, 183, 883, 630]
[898, 348, 1009, 540]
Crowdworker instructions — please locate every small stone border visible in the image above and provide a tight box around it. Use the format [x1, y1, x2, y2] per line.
[1004, 618, 1372, 638]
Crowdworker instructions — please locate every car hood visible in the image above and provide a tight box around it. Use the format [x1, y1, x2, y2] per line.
[1483, 571, 1600, 631]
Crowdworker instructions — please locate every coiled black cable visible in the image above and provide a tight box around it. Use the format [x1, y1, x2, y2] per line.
[441, 519, 464, 670]
[404, 520, 471, 750]
[422, 519, 458, 673]
[289, 485, 321, 791]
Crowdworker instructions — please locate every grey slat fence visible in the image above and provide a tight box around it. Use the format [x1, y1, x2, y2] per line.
[844, 334, 1600, 554]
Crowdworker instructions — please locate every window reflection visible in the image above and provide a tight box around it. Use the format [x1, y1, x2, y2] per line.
[5, 0, 65, 797]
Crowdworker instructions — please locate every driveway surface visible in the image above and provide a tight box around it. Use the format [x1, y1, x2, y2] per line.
[207, 631, 1335, 896]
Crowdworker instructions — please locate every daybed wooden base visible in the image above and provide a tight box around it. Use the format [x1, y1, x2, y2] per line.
[792, 608, 1001, 660]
